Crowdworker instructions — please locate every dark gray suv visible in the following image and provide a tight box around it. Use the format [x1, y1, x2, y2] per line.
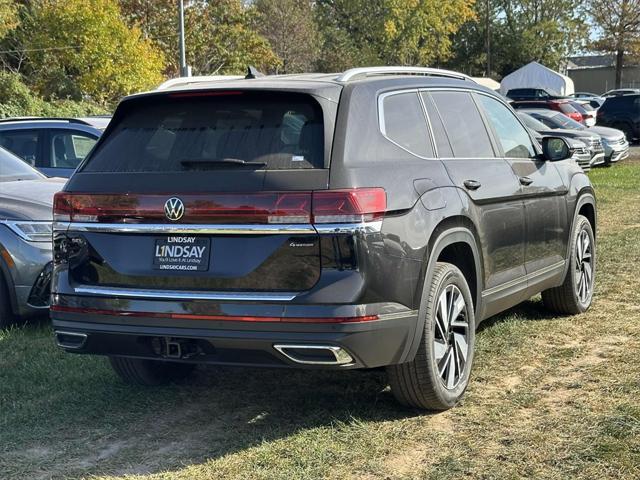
[51, 67, 596, 410]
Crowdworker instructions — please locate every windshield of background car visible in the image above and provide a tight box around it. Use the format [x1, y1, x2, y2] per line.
[540, 113, 585, 130]
[0, 146, 44, 182]
[81, 91, 325, 173]
[518, 113, 551, 131]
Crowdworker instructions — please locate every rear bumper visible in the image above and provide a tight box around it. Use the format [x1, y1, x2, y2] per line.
[51, 299, 419, 369]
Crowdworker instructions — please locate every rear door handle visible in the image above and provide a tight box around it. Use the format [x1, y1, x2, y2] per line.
[519, 176, 534, 186]
[463, 179, 481, 190]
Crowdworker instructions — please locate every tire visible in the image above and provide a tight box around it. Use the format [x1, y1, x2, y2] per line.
[387, 262, 475, 410]
[109, 356, 195, 386]
[542, 215, 595, 315]
[0, 272, 16, 330]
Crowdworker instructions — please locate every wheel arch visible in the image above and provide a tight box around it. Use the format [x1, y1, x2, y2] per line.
[404, 218, 484, 363]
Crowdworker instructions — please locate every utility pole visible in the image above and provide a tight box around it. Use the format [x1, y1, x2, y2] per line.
[178, 0, 189, 77]
[485, 0, 491, 77]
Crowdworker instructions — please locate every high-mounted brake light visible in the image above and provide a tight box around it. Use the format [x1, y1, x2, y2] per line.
[54, 188, 386, 225]
[168, 91, 244, 98]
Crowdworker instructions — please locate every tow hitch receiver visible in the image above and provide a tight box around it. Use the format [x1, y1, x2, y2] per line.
[151, 337, 199, 359]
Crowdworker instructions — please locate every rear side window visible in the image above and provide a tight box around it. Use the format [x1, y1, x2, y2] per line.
[421, 93, 453, 157]
[50, 130, 98, 168]
[0, 129, 39, 166]
[380, 92, 433, 157]
[476, 95, 535, 158]
[82, 92, 324, 172]
[431, 91, 494, 158]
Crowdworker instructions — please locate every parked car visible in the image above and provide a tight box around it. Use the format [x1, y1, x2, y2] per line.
[506, 88, 562, 101]
[511, 99, 584, 124]
[524, 108, 628, 165]
[602, 88, 640, 97]
[568, 100, 596, 127]
[520, 113, 593, 172]
[573, 96, 605, 110]
[50, 67, 596, 411]
[0, 146, 65, 328]
[571, 92, 600, 98]
[596, 93, 640, 142]
[0, 118, 102, 178]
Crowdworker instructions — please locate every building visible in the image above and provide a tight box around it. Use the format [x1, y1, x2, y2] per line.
[567, 54, 640, 94]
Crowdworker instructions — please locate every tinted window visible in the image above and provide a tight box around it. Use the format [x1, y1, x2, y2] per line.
[477, 95, 535, 158]
[518, 113, 551, 131]
[50, 130, 98, 168]
[83, 92, 324, 172]
[381, 92, 433, 157]
[421, 93, 453, 157]
[431, 91, 494, 158]
[0, 129, 39, 166]
[0, 146, 43, 181]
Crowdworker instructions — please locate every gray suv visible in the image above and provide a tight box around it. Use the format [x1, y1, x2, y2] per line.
[0, 118, 101, 178]
[51, 67, 596, 410]
[0, 147, 64, 327]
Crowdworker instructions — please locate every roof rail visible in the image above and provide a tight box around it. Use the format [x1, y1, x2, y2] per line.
[336, 66, 475, 83]
[156, 75, 245, 90]
[0, 117, 92, 125]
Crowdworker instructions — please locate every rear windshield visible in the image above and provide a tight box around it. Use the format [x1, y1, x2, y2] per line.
[82, 91, 324, 172]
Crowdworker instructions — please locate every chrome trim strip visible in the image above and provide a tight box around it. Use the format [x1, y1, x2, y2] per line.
[273, 344, 354, 366]
[64, 222, 317, 235]
[72, 285, 298, 302]
[314, 221, 383, 234]
[61, 221, 383, 235]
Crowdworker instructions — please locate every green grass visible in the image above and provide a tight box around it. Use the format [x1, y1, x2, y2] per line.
[2, 159, 640, 479]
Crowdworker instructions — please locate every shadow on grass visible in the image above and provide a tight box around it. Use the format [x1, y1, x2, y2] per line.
[2, 319, 432, 479]
[5, 298, 560, 478]
[477, 297, 561, 333]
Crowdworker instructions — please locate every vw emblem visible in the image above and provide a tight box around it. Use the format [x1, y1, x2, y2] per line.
[164, 197, 185, 221]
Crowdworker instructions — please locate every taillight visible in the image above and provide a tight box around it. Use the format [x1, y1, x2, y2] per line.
[312, 188, 386, 223]
[54, 188, 386, 225]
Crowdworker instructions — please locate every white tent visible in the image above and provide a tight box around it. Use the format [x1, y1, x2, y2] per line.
[472, 77, 500, 91]
[499, 61, 575, 96]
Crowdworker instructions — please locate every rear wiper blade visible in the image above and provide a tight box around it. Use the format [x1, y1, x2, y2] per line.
[180, 158, 266, 169]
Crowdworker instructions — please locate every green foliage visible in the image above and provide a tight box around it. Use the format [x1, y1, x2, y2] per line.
[0, 0, 18, 39]
[0, 72, 106, 118]
[254, 0, 319, 73]
[120, 0, 281, 76]
[315, 0, 476, 72]
[15, 0, 164, 104]
[448, 0, 588, 78]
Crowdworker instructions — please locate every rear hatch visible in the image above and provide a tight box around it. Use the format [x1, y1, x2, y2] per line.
[56, 89, 339, 293]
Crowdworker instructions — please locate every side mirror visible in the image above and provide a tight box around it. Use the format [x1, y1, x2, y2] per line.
[542, 136, 572, 161]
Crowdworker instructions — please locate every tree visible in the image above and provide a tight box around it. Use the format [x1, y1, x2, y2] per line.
[254, 0, 319, 73]
[119, 0, 281, 76]
[589, 0, 640, 88]
[447, 0, 587, 78]
[15, 0, 165, 104]
[119, 0, 179, 74]
[0, 0, 18, 39]
[315, 0, 475, 72]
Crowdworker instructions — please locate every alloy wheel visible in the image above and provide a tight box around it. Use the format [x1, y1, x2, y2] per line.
[433, 284, 469, 390]
[575, 229, 594, 304]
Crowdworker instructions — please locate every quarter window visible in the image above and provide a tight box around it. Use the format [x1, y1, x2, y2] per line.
[476, 95, 536, 158]
[381, 92, 433, 158]
[430, 91, 494, 158]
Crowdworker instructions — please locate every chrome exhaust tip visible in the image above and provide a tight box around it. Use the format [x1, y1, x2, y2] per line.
[273, 344, 354, 366]
[55, 330, 88, 350]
